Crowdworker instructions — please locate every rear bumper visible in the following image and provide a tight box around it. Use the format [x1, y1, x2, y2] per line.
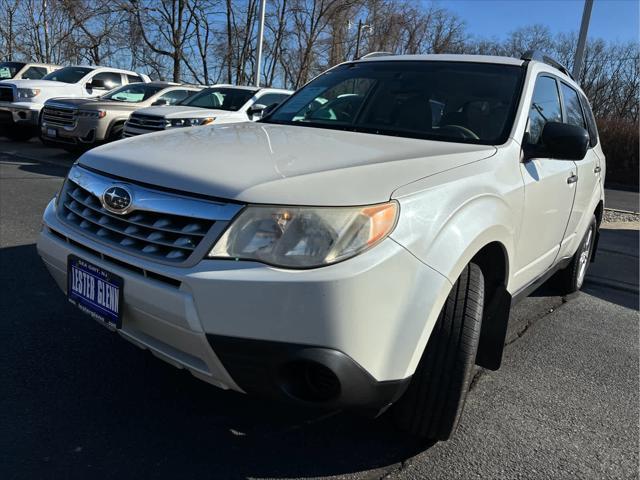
[38, 197, 450, 410]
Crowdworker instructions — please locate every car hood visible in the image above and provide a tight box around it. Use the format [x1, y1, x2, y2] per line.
[79, 122, 497, 206]
[46, 97, 141, 110]
[133, 105, 238, 119]
[2, 79, 71, 89]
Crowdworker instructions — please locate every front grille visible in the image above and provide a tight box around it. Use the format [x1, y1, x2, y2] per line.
[125, 113, 166, 134]
[0, 86, 13, 102]
[42, 104, 77, 127]
[59, 179, 215, 263]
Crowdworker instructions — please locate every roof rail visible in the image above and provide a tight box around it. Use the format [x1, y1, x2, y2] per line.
[359, 51, 394, 59]
[521, 50, 574, 80]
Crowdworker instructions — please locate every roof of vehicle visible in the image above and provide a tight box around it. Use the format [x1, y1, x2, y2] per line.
[356, 54, 525, 66]
[140, 81, 199, 88]
[64, 65, 147, 76]
[209, 84, 294, 93]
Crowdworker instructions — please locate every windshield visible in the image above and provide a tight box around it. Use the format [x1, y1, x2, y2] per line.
[0, 62, 26, 79]
[43, 66, 93, 84]
[102, 83, 165, 103]
[266, 61, 524, 145]
[182, 87, 258, 111]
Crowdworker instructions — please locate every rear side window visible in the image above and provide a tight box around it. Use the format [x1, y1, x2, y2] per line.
[21, 66, 48, 79]
[528, 76, 562, 144]
[579, 94, 599, 147]
[560, 83, 586, 129]
[127, 75, 143, 84]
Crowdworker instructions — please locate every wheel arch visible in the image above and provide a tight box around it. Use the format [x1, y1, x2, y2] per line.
[471, 241, 512, 370]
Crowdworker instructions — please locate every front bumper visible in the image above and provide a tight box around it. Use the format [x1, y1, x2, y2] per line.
[0, 101, 42, 126]
[38, 197, 451, 410]
[40, 116, 104, 145]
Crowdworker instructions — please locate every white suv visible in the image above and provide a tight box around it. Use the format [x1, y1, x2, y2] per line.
[37, 52, 604, 440]
[0, 65, 150, 140]
[123, 85, 292, 137]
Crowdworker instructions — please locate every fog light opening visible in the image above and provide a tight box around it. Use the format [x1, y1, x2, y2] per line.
[280, 360, 341, 403]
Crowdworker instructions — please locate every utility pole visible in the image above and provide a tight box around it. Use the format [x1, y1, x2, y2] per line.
[573, 0, 594, 81]
[254, 0, 266, 87]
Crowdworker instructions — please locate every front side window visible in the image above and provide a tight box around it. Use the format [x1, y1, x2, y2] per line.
[43, 66, 93, 84]
[0, 62, 25, 79]
[560, 83, 586, 129]
[102, 84, 164, 102]
[266, 61, 524, 145]
[255, 92, 290, 108]
[91, 72, 122, 90]
[157, 89, 194, 105]
[127, 74, 143, 84]
[21, 66, 48, 79]
[528, 76, 562, 144]
[182, 87, 259, 111]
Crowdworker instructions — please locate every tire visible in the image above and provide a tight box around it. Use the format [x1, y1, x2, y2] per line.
[554, 215, 597, 295]
[392, 263, 484, 440]
[108, 123, 124, 142]
[5, 124, 35, 142]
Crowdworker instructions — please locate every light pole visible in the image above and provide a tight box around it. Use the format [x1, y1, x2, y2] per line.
[573, 0, 594, 81]
[352, 20, 373, 60]
[254, 0, 266, 87]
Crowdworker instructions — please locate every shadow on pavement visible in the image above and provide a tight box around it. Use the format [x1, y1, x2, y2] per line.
[583, 228, 639, 310]
[0, 155, 71, 178]
[2, 243, 428, 480]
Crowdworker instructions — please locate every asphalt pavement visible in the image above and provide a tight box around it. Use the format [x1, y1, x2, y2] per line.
[1, 138, 638, 480]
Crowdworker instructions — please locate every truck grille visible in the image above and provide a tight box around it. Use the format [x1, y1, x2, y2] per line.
[59, 178, 216, 263]
[42, 104, 77, 127]
[124, 113, 166, 135]
[0, 86, 13, 102]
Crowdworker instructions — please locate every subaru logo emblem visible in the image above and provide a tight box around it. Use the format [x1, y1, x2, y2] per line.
[102, 186, 133, 214]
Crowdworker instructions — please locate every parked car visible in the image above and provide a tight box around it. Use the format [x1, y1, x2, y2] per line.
[37, 52, 604, 441]
[0, 61, 61, 81]
[123, 85, 292, 137]
[0, 65, 151, 140]
[40, 82, 201, 152]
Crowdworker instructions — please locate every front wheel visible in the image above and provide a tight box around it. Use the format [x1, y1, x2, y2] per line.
[555, 215, 597, 294]
[391, 263, 484, 440]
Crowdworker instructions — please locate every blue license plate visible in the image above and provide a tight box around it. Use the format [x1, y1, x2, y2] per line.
[67, 255, 123, 328]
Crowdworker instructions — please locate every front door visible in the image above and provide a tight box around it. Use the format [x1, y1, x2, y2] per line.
[513, 75, 577, 290]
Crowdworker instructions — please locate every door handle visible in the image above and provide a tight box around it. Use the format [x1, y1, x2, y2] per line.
[594, 166, 601, 174]
[567, 174, 578, 184]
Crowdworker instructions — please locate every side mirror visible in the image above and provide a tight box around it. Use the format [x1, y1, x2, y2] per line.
[87, 78, 106, 90]
[151, 99, 170, 106]
[248, 103, 267, 119]
[535, 122, 589, 161]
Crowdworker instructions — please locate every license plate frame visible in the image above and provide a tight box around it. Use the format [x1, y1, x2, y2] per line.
[67, 255, 124, 329]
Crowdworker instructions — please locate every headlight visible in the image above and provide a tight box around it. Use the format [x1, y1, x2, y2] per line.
[78, 109, 106, 118]
[208, 202, 399, 268]
[17, 88, 40, 99]
[167, 117, 214, 128]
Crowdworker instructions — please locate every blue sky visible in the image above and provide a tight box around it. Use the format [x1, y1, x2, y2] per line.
[436, 0, 639, 43]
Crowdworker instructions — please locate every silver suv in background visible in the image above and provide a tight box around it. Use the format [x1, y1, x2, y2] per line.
[38, 52, 604, 442]
[40, 82, 200, 152]
[123, 85, 292, 136]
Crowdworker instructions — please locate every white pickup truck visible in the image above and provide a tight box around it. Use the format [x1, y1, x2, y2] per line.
[0, 65, 150, 140]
